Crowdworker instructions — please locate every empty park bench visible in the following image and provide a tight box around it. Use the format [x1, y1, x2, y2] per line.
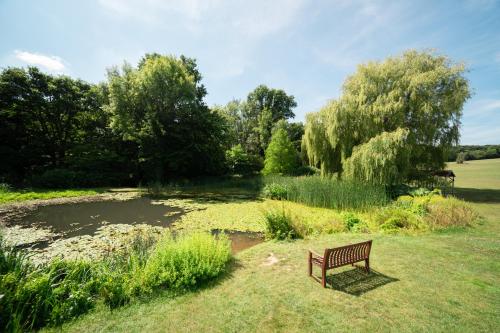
[308, 240, 372, 288]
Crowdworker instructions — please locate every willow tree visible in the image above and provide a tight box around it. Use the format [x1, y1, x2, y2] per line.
[302, 50, 470, 184]
[343, 128, 410, 184]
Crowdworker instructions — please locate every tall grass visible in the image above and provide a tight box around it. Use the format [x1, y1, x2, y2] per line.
[0, 232, 231, 331]
[263, 176, 389, 210]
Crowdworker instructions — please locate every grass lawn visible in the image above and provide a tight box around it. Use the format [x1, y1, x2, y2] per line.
[47, 159, 500, 332]
[0, 188, 104, 204]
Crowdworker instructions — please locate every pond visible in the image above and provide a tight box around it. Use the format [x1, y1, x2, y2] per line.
[7, 197, 263, 261]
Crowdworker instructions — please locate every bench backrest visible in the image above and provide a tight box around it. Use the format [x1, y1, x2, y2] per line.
[324, 240, 372, 269]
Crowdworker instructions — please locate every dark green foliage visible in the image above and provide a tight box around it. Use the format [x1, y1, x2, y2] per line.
[215, 85, 297, 158]
[225, 145, 263, 175]
[262, 183, 288, 200]
[263, 210, 299, 240]
[107, 54, 227, 181]
[0, 67, 135, 187]
[448, 145, 500, 162]
[264, 176, 389, 210]
[0, 233, 231, 331]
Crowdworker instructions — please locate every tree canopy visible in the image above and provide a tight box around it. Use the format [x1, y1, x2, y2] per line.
[303, 50, 470, 184]
[106, 54, 227, 180]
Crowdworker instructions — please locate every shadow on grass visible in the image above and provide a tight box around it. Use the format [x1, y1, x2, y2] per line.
[326, 267, 398, 296]
[453, 187, 500, 203]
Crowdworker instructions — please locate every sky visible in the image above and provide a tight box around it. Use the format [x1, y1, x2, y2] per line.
[1, 0, 499, 144]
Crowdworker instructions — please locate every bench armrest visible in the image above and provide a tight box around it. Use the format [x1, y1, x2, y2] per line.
[309, 249, 323, 258]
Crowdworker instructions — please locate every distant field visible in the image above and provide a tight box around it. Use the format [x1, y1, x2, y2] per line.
[448, 158, 500, 189]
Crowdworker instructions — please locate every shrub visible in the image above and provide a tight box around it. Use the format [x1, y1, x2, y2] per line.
[342, 212, 362, 231]
[426, 197, 478, 228]
[0, 183, 12, 192]
[225, 145, 263, 175]
[262, 183, 288, 200]
[263, 210, 299, 240]
[409, 187, 432, 197]
[373, 206, 425, 233]
[456, 152, 466, 164]
[143, 232, 231, 290]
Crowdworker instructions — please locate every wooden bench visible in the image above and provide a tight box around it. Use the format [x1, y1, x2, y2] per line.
[308, 240, 372, 288]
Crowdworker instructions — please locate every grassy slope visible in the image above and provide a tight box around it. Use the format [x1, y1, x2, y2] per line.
[53, 160, 500, 332]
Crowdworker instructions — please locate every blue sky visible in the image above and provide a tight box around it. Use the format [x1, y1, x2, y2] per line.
[1, 0, 499, 144]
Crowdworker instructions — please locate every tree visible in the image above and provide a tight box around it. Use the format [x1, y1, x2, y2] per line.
[225, 144, 262, 175]
[343, 128, 410, 184]
[0, 67, 111, 184]
[245, 85, 297, 155]
[262, 122, 298, 175]
[456, 152, 466, 164]
[106, 54, 227, 181]
[302, 50, 470, 184]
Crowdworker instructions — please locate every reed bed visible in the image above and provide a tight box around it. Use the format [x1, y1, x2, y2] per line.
[263, 175, 389, 210]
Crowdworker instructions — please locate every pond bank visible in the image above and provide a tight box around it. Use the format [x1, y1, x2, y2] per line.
[0, 190, 264, 264]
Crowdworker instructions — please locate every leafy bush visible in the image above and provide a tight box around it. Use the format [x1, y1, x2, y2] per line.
[143, 232, 231, 290]
[264, 176, 388, 210]
[263, 210, 299, 240]
[225, 145, 263, 175]
[262, 183, 288, 200]
[0, 183, 12, 192]
[373, 206, 424, 233]
[456, 152, 466, 164]
[342, 212, 362, 231]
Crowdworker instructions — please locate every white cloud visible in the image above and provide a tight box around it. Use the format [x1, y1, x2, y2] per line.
[14, 50, 66, 72]
[98, 0, 304, 39]
[98, 0, 305, 79]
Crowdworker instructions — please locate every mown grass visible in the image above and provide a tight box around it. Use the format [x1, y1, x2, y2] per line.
[0, 187, 103, 204]
[51, 159, 500, 332]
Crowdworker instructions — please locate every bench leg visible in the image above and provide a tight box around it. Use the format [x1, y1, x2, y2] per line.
[321, 267, 327, 288]
[365, 258, 370, 274]
[308, 253, 312, 276]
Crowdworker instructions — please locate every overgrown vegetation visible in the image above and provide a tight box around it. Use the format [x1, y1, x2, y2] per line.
[263, 210, 299, 240]
[0, 233, 231, 331]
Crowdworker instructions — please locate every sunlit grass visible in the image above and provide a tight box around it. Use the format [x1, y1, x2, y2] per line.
[0, 188, 103, 204]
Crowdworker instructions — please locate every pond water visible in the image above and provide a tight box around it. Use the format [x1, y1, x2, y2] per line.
[17, 197, 263, 254]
